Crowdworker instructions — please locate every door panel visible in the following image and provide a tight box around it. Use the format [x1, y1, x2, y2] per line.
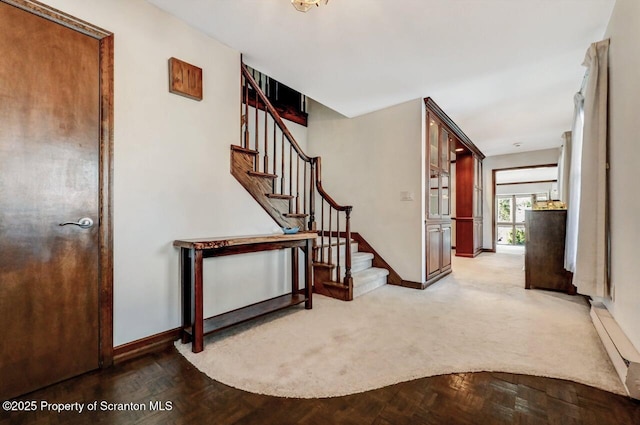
[0, 2, 100, 399]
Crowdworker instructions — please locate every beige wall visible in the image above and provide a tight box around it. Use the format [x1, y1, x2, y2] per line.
[602, 0, 640, 351]
[44, 0, 307, 346]
[307, 99, 424, 282]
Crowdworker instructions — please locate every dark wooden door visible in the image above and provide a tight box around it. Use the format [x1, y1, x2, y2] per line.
[0, 2, 101, 400]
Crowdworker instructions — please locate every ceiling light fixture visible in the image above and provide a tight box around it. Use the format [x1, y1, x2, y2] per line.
[291, 0, 329, 12]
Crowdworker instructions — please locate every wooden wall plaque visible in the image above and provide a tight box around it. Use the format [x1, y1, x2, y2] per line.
[168, 57, 202, 101]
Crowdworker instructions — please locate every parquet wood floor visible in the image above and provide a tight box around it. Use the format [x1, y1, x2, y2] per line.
[1, 348, 638, 425]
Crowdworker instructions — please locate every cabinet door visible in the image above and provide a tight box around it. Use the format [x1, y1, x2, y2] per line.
[441, 172, 450, 217]
[426, 224, 442, 277]
[440, 128, 450, 173]
[427, 114, 441, 219]
[428, 116, 440, 168]
[474, 156, 483, 218]
[474, 220, 483, 253]
[441, 224, 452, 270]
[429, 168, 440, 218]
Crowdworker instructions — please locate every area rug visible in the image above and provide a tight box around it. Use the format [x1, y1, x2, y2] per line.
[176, 251, 625, 398]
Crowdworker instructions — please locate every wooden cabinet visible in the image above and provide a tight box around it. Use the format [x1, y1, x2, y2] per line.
[425, 108, 453, 286]
[524, 210, 575, 294]
[423, 98, 484, 288]
[455, 153, 483, 257]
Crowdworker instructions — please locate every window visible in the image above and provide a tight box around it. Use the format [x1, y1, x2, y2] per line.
[496, 195, 532, 245]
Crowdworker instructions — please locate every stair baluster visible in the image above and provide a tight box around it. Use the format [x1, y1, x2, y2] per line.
[289, 144, 293, 205]
[336, 211, 341, 282]
[281, 132, 285, 195]
[243, 75, 249, 149]
[263, 101, 268, 173]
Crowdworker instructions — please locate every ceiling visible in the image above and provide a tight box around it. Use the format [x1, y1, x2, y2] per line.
[146, 0, 615, 157]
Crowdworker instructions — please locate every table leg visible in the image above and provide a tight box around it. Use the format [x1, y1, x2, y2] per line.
[291, 247, 299, 295]
[180, 248, 192, 344]
[192, 249, 204, 353]
[304, 239, 312, 309]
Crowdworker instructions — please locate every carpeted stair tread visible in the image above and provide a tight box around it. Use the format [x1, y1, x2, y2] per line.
[328, 251, 372, 264]
[351, 252, 374, 267]
[327, 252, 375, 280]
[352, 267, 389, 287]
[315, 236, 357, 248]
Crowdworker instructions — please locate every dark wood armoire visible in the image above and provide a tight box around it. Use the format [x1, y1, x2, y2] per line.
[524, 209, 576, 294]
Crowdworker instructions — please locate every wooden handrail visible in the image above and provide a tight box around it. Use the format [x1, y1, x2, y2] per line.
[313, 156, 352, 212]
[242, 65, 312, 163]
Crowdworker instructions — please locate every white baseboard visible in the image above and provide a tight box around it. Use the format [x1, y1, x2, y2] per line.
[590, 302, 640, 399]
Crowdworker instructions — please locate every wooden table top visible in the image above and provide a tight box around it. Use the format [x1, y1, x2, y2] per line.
[173, 231, 318, 250]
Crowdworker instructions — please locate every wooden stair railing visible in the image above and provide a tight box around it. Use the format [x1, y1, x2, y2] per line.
[314, 156, 353, 297]
[235, 63, 353, 299]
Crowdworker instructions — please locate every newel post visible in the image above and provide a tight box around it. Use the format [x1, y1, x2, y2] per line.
[344, 206, 353, 291]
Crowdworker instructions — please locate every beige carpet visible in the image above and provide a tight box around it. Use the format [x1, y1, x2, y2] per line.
[176, 250, 625, 398]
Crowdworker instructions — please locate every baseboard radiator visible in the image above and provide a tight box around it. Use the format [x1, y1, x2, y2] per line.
[590, 302, 640, 399]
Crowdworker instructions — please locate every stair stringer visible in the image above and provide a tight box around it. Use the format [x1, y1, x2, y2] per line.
[231, 145, 306, 230]
[313, 263, 353, 301]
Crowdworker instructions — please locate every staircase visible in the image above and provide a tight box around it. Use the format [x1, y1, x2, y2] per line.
[231, 64, 388, 300]
[313, 235, 389, 299]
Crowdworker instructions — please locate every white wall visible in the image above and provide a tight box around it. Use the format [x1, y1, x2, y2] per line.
[602, 0, 640, 351]
[307, 99, 424, 282]
[44, 0, 308, 346]
[482, 148, 560, 249]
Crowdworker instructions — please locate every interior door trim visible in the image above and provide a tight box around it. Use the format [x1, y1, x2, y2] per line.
[1, 0, 115, 367]
[490, 163, 558, 254]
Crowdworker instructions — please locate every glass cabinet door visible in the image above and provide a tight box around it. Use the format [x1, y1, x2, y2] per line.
[429, 168, 440, 217]
[429, 117, 439, 168]
[441, 128, 450, 173]
[441, 173, 449, 216]
[474, 156, 483, 218]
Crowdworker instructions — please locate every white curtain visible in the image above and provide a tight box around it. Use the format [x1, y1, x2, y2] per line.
[564, 39, 610, 297]
[564, 92, 584, 273]
[557, 131, 572, 203]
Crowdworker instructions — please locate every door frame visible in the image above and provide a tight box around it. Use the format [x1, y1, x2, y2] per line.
[491, 164, 557, 253]
[2, 0, 114, 367]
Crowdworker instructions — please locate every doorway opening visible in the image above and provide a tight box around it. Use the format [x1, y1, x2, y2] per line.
[492, 165, 558, 253]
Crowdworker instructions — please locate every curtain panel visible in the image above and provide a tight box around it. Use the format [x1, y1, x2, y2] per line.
[565, 93, 584, 274]
[565, 39, 610, 298]
[558, 131, 572, 203]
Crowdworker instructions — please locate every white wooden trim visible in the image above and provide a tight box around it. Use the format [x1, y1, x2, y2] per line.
[590, 302, 640, 399]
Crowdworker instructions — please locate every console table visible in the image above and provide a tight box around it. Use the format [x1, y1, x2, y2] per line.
[173, 232, 316, 353]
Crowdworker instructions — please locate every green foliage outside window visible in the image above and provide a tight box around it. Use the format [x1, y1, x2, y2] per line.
[498, 198, 511, 222]
[508, 228, 526, 245]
